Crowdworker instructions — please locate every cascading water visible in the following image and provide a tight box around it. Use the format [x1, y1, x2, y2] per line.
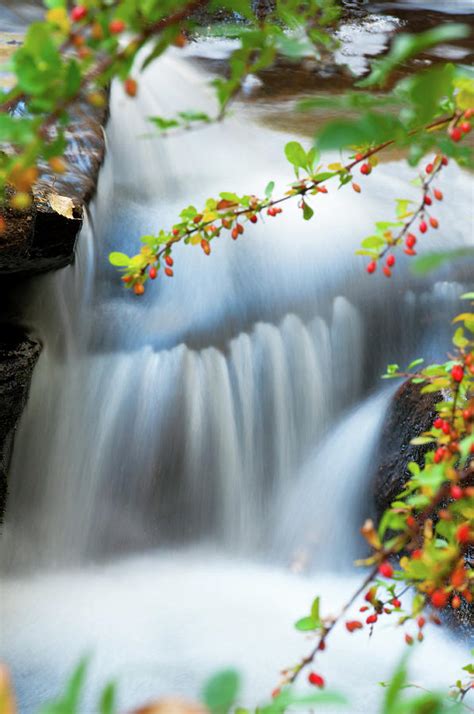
[1, 46, 473, 711]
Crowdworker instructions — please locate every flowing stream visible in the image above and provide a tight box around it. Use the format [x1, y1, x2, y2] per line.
[0, 43, 473, 712]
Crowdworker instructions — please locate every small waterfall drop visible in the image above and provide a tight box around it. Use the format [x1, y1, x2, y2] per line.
[1, 48, 473, 711]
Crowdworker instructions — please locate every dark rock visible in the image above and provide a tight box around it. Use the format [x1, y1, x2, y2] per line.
[0, 325, 41, 518]
[0, 95, 108, 277]
[374, 380, 440, 516]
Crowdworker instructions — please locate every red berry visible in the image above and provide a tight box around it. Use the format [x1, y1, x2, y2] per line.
[451, 364, 464, 383]
[308, 673, 324, 688]
[417, 616, 425, 629]
[71, 5, 87, 21]
[433, 189, 443, 201]
[378, 562, 393, 578]
[165, 255, 173, 267]
[419, 220, 427, 234]
[124, 78, 137, 97]
[464, 108, 474, 120]
[172, 228, 180, 237]
[237, 223, 244, 235]
[318, 641, 326, 651]
[433, 417, 443, 429]
[424, 195, 432, 206]
[463, 408, 472, 421]
[405, 633, 414, 645]
[434, 447, 445, 463]
[133, 283, 145, 296]
[425, 163, 433, 174]
[201, 239, 211, 255]
[149, 266, 157, 280]
[450, 485, 463, 500]
[406, 515, 416, 529]
[346, 620, 363, 632]
[441, 156, 448, 166]
[386, 254, 395, 268]
[360, 163, 371, 175]
[231, 227, 239, 240]
[460, 121, 472, 134]
[442, 421, 451, 435]
[267, 207, 277, 217]
[429, 217, 439, 229]
[431, 589, 448, 609]
[456, 523, 470, 544]
[366, 614, 378, 624]
[359, 606, 369, 612]
[411, 549, 423, 560]
[451, 595, 461, 609]
[366, 261, 377, 274]
[165, 267, 173, 277]
[404, 248, 417, 256]
[109, 19, 125, 34]
[391, 598, 402, 608]
[449, 127, 463, 142]
[249, 214, 258, 224]
[383, 266, 392, 278]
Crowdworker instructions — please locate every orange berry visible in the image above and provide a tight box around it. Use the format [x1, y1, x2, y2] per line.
[133, 283, 145, 295]
[124, 78, 137, 97]
[109, 19, 125, 34]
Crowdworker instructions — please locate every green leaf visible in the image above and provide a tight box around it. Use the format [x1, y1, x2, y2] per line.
[39, 658, 89, 714]
[108, 252, 130, 267]
[359, 24, 470, 87]
[99, 683, 116, 714]
[202, 670, 240, 714]
[302, 201, 314, 220]
[265, 181, 275, 199]
[411, 248, 474, 275]
[407, 358, 424, 371]
[285, 141, 309, 173]
[294, 616, 317, 631]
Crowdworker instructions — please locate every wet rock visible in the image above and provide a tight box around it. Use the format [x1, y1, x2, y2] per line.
[374, 379, 440, 517]
[0, 325, 41, 518]
[0, 94, 107, 277]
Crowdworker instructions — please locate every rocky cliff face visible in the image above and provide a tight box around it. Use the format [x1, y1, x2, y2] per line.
[0, 326, 41, 516]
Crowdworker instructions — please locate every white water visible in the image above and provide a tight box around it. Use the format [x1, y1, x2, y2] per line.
[1, 49, 473, 711]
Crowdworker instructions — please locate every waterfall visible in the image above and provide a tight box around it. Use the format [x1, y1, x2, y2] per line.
[1, 48, 472, 711]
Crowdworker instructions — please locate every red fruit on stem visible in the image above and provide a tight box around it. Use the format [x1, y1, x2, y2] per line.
[449, 127, 463, 142]
[433, 417, 443, 429]
[346, 620, 363, 632]
[149, 266, 157, 280]
[451, 595, 461, 609]
[460, 121, 472, 134]
[419, 220, 428, 234]
[165, 267, 173, 277]
[431, 589, 448, 609]
[378, 562, 393, 578]
[450, 485, 463, 500]
[424, 195, 432, 206]
[406, 233, 417, 248]
[456, 523, 470, 544]
[231, 227, 239, 240]
[366, 614, 378, 624]
[429, 217, 439, 229]
[442, 421, 451, 435]
[404, 248, 417, 256]
[366, 261, 377, 274]
[249, 214, 258, 223]
[71, 5, 87, 21]
[318, 641, 326, 651]
[411, 549, 422, 560]
[417, 616, 425, 629]
[434, 447, 445, 463]
[434, 189, 443, 201]
[133, 283, 145, 295]
[201, 239, 211, 255]
[308, 673, 324, 688]
[383, 266, 392, 278]
[391, 598, 402, 608]
[124, 78, 137, 97]
[451, 364, 464, 383]
[386, 254, 395, 268]
[405, 633, 414, 646]
[464, 108, 474, 119]
[172, 228, 180, 237]
[109, 19, 125, 34]
[360, 163, 371, 175]
[441, 156, 448, 166]
[406, 515, 416, 529]
[425, 163, 433, 174]
[165, 255, 173, 267]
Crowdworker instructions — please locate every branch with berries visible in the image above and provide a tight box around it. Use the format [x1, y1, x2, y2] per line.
[110, 108, 474, 293]
[268, 298, 473, 701]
